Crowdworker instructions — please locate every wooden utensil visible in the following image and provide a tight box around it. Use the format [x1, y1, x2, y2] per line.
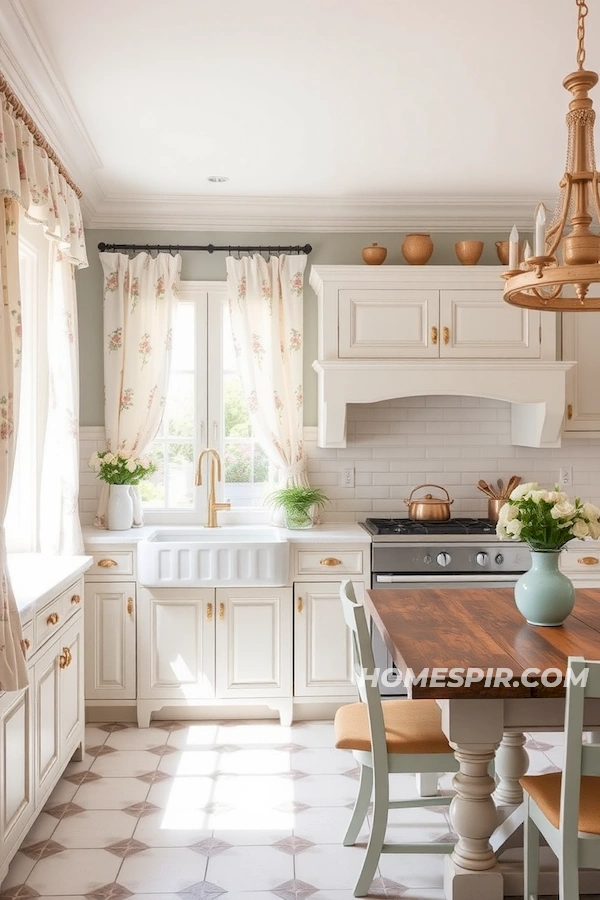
[497, 478, 503, 496]
[505, 475, 521, 497]
[477, 479, 497, 498]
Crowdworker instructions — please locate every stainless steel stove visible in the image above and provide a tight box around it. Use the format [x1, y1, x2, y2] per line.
[361, 516, 531, 694]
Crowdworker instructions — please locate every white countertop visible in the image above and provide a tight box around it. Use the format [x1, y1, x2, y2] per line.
[82, 522, 371, 545]
[7, 554, 93, 623]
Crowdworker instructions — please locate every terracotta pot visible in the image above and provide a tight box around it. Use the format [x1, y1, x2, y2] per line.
[362, 243, 387, 265]
[404, 483, 454, 521]
[401, 233, 434, 265]
[455, 240, 484, 265]
[495, 240, 510, 265]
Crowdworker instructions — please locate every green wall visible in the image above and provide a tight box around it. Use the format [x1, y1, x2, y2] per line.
[77, 228, 509, 427]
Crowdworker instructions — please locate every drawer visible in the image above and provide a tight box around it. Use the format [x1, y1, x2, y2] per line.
[87, 551, 134, 577]
[561, 549, 600, 577]
[21, 620, 34, 660]
[295, 549, 364, 576]
[35, 596, 64, 649]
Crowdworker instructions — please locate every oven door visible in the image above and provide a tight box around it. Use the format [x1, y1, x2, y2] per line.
[370, 573, 522, 695]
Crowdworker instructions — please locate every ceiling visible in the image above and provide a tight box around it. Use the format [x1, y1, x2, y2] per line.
[1, 0, 599, 231]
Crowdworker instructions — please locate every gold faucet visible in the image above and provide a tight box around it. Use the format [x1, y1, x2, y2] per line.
[195, 448, 231, 528]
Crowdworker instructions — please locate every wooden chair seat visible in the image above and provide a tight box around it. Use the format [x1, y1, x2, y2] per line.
[335, 698, 453, 755]
[520, 771, 600, 834]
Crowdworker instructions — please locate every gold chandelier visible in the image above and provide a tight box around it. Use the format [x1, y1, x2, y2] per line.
[503, 0, 600, 311]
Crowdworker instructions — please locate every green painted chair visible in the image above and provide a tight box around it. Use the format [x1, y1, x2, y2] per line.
[334, 579, 459, 897]
[520, 656, 600, 900]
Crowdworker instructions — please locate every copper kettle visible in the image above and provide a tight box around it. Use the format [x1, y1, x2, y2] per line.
[404, 483, 454, 521]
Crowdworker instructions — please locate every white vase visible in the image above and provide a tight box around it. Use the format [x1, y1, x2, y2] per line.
[129, 486, 143, 526]
[107, 484, 134, 531]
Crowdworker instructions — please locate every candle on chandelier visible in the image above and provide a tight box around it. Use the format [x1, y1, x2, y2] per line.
[523, 240, 532, 265]
[534, 203, 546, 257]
[508, 225, 519, 270]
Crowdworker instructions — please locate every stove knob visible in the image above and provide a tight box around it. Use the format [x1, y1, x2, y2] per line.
[436, 552, 451, 567]
[495, 553, 504, 565]
[424, 555, 432, 565]
[476, 552, 489, 567]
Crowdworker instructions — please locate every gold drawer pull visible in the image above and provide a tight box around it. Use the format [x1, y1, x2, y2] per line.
[127, 597, 134, 615]
[219, 603, 225, 621]
[320, 557, 342, 567]
[47, 612, 59, 626]
[578, 556, 599, 565]
[297, 596, 303, 613]
[23, 638, 31, 651]
[97, 558, 118, 568]
[567, 404, 573, 420]
[431, 326, 438, 345]
[443, 326, 450, 345]
[207, 602, 213, 621]
[59, 647, 71, 669]
[71, 594, 81, 605]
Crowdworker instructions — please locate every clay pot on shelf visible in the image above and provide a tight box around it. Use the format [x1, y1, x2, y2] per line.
[455, 240, 484, 265]
[362, 243, 387, 265]
[495, 240, 510, 265]
[401, 233, 434, 265]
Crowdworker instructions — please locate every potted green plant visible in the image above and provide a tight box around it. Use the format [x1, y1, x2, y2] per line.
[265, 485, 330, 529]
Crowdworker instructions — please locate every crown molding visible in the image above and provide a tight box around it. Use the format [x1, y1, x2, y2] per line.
[84, 193, 548, 232]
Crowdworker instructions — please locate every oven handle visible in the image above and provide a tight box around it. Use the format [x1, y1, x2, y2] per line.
[374, 573, 521, 584]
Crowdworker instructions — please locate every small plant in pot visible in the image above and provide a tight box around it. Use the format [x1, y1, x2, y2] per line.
[266, 485, 330, 529]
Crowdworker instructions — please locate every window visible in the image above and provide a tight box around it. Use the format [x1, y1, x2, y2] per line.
[141, 282, 273, 521]
[5, 218, 48, 551]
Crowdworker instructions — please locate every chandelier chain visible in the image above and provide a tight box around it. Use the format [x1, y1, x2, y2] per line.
[577, 0, 588, 69]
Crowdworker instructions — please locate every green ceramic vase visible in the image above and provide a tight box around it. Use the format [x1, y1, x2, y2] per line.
[514, 550, 575, 626]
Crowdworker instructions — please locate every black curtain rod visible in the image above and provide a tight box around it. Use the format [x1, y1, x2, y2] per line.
[97, 242, 312, 254]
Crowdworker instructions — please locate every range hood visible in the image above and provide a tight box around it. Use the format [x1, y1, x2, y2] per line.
[312, 359, 576, 449]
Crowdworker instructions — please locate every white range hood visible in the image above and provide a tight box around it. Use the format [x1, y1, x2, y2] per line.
[312, 359, 576, 449]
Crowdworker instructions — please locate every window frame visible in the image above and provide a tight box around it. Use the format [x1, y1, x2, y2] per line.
[142, 280, 271, 525]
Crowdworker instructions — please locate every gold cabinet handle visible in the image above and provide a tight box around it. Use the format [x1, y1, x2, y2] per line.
[23, 638, 31, 651]
[207, 602, 213, 621]
[97, 558, 118, 568]
[219, 603, 225, 621]
[431, 326, 438, 345]
[578, 556, 599, 565]
[297, 596, 303, 613]
[443, 326, 450, 345]
[47, 612, 59, 626]
[59, 647, 71, 669]
[567, 404, 573, 420]
[71, 594, 81, 605]
[127, 597, 134, 615]
[320, 557, 342, 567]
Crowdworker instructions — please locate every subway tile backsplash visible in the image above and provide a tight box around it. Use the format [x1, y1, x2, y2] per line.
[79, 396, 600, 525]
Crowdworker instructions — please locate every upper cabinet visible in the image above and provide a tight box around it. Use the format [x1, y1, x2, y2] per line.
[562, 311, 600, 433]
[309, 266, 574, 450]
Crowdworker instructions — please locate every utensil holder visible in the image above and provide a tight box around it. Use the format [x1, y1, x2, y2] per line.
[487, 498, 505, 524]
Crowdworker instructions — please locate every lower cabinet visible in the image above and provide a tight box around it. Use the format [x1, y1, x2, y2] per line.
[1, 580, 85, 883]
[136, 586, 292, 726]
[84, 581, 136, 700]
[293, 582, 361, 698]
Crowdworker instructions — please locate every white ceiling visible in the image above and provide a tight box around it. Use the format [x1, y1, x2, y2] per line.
[1, 0, 599, 230]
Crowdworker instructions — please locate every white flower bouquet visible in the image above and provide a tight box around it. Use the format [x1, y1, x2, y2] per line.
[497, 482, 600, 550]
[89, 450, 156, 486]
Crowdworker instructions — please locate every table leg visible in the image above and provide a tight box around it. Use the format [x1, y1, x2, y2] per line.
[494, 731, 528, 805]
[444, 741, 504, 900]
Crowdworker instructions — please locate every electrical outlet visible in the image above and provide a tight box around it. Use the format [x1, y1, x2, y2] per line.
[342, 467, 355, 488]
[559, 466, 573, 487]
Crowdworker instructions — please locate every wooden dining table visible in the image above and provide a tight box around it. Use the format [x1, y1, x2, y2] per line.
[364, 585, 600, 900]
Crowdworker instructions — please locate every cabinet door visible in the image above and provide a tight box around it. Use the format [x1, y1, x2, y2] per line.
[59, 617, 84, 760]
[138, 588, 215, 699]
[33, 639, 61, 803]
[294, 582, 359, 698]
[440, 290, 541, 358]
[562, 312, 600, 431]
[84, 582, 136, 700]
[338, 289, 439, 358]
[215, 588, 292, 698]
[0, 684, 33, 857]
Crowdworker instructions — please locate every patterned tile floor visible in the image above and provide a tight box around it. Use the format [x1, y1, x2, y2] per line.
[0, 722, 574, 899]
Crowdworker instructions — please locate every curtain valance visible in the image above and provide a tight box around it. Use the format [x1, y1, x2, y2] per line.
[0, 93, 87, 268]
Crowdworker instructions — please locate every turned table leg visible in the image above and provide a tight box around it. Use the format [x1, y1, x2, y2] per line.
[494, 730, 528, 805]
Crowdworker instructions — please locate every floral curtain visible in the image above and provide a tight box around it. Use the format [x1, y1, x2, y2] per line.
[40, 247, 84, 554]
[0, 199, 28, 691]
[95, 252, 182, 528]
[225, 254, 311, 523]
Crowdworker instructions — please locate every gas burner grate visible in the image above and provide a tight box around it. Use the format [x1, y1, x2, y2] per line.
[364, 517, 498, 536]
